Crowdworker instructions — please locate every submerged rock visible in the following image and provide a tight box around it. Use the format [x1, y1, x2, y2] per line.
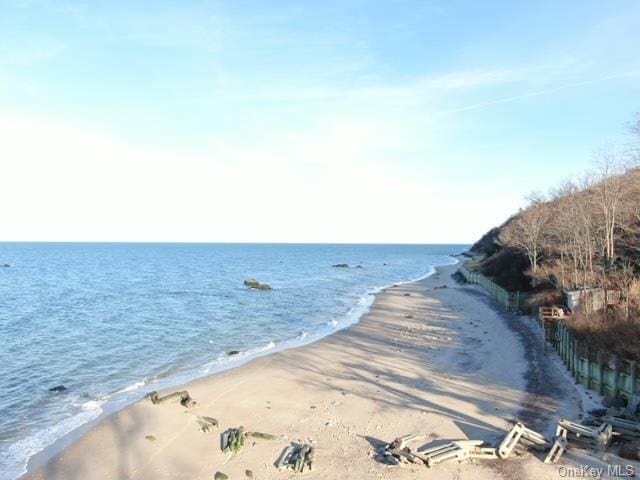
[2, 264, 10, 268]
[332, 263, 349, 268]
[243, 279, 272, 290]
[49, 385, 68, 393]
[354, 265, 364, 269]
[227, 350, 241, 356]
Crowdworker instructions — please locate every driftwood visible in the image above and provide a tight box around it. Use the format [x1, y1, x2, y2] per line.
[147, 390, 196, 408]
[275, 443, 315, 472]
[246, 431, 278, 440]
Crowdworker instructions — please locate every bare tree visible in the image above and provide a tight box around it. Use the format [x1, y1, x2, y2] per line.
[500, 193, 551, 287]
[591, 149, 632, 267]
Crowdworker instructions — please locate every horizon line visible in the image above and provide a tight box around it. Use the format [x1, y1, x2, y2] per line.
[0, 240, 472, 246]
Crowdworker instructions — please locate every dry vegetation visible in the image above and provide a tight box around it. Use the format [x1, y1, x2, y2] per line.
[471, 112, 640, 359]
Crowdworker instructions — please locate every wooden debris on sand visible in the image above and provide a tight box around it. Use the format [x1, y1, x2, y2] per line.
[600, 416, 640, 441]
[146, 390, 196, 408]
[383, 415, 639, 470]
[559, 419, 612, 450]
[382, 423, 553, 470]
[381, 434, 495, 468]
[221, 427, 245, 453]
[544, 427, 567, 464]
[196, 416, 218, 433]
[220, 427, 278, 454]
[275, 443, 315, 473]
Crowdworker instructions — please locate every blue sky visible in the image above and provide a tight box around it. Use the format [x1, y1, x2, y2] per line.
[1, 0, 639, 242]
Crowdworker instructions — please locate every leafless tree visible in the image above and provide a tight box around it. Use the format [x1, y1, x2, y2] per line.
[500, 193, 551, 287]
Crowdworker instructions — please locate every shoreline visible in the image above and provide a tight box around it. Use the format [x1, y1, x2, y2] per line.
[18, 259, 458, 480]
[23, 259, 581, 480]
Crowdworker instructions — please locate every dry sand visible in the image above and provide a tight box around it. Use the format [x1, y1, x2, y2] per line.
[24, 262, 621, 480]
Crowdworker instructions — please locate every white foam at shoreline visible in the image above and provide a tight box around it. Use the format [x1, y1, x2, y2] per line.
[1, 399, 104, 480]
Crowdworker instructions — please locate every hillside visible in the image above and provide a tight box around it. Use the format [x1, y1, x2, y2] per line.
[468, 113, 640, 359]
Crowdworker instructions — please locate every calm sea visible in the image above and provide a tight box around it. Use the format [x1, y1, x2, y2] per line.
[0, 242, 462, 479]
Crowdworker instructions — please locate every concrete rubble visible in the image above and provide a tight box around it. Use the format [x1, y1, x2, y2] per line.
[381, 415, 640, 469]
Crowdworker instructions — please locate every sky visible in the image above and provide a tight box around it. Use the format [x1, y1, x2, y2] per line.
[1, 0, 639, 243]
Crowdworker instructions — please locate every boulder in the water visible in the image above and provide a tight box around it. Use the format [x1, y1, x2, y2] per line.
[227, 350, 241, 356]
[243, 279, 272, 290]
[49, 385, 68, 393]
[332, 263, 349, 268]
[354, 265, 364, 269]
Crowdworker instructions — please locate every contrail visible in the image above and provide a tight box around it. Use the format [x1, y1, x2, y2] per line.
[432, 71, 639, 117]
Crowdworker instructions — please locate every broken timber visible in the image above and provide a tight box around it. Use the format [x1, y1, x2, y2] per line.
[418, 441, 480, 467]
[220, 427, 278, 453]
[196, 416, 218, 433]
[221, 426, 245, 453]
[544, 427, 568, 464]
[146, 390, 196, 408]
[559, 419, 612, 450]
[498, 423, 525, 459]
[275, 443, 315, 473]
[600, 416, 640, 441]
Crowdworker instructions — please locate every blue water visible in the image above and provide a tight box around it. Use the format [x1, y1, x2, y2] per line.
[0, 243, 462, 479]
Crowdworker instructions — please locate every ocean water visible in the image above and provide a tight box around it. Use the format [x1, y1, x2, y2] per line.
[0, 242, 462, 479]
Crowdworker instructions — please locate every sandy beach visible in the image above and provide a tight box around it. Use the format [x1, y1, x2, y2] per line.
[23, 262, 601, 480]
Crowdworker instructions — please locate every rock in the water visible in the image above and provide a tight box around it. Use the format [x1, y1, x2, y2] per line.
[214, 472, 229, 480]
[332, 263, 349, 268]
[354, 265, 364, 269]
[2, 264, 10, 268]
[49, 385, 68, 393]
[244, 279, 272, 290]
[620, 440, 640, 461]
[227, 350, 241, 356]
